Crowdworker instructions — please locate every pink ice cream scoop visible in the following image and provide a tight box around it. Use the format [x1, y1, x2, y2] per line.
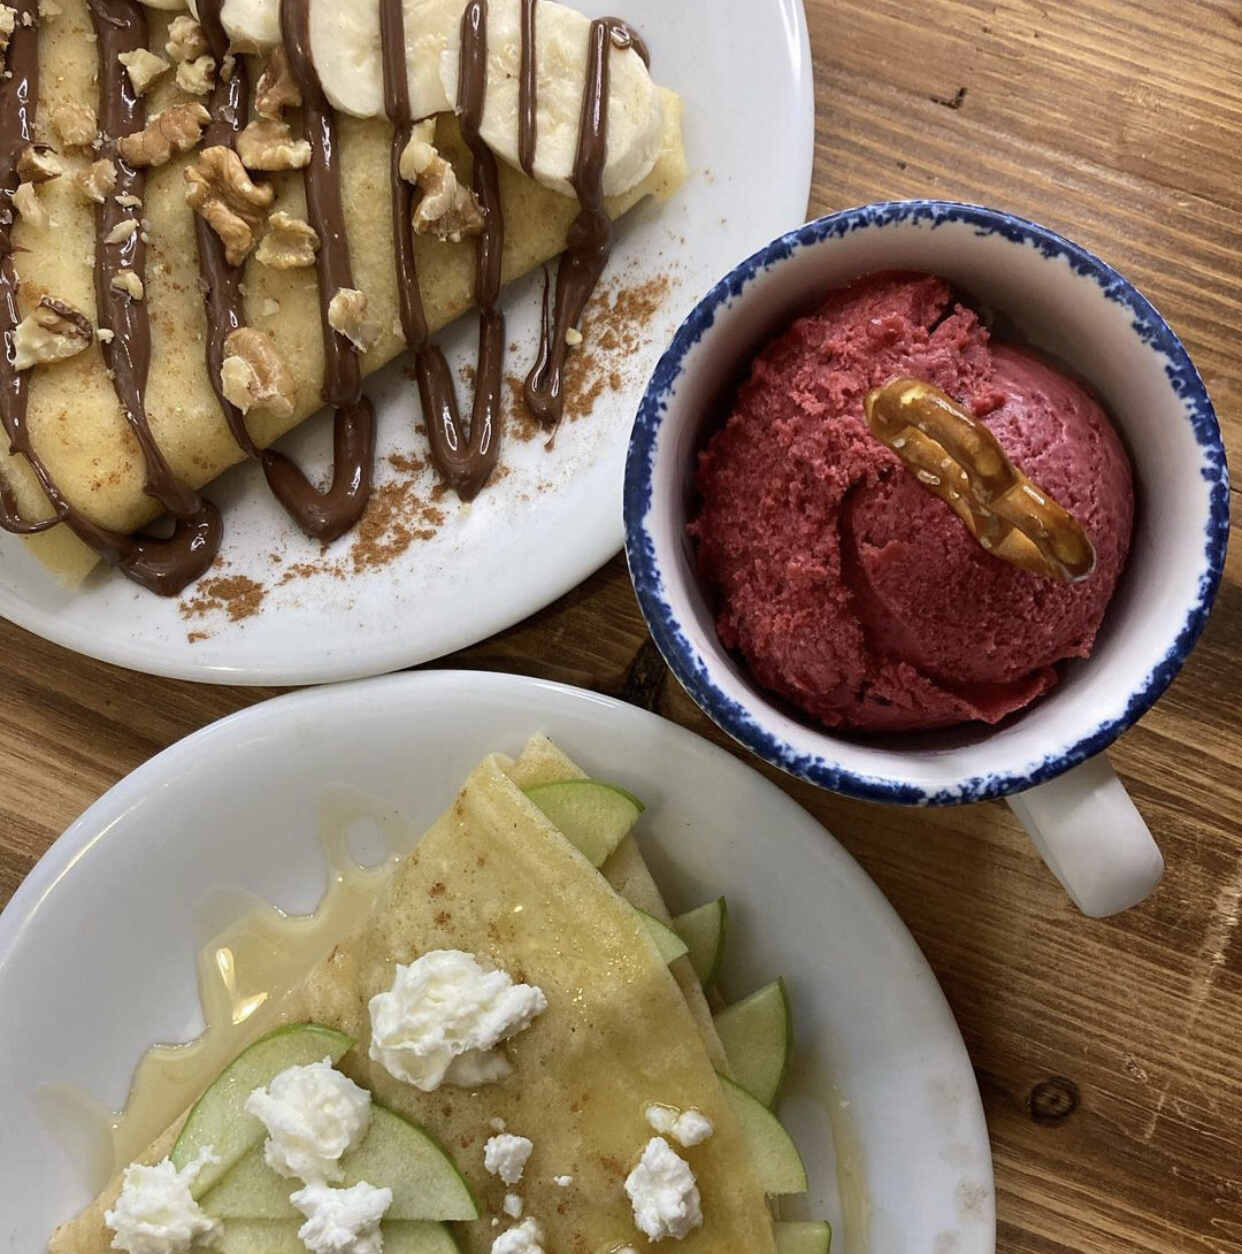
[690, 271, 1135, 732]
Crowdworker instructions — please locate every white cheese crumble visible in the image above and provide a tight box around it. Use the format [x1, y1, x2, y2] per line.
[368, 950, 547, 1091]
[490, 1217, 545, 1254]
[484, 1133, 533, 1185]
[552, 1174, 573, 1188]
[244, 1058, 371, 1183]
[644, 1104, 715, 1148]
[104, 1146, 220, 1254]
[502, 1192, 523, 1218]
[624, 1136, 704, 1241]
[290, 1180, 392, 1254]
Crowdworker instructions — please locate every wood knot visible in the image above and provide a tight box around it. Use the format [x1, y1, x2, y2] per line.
[1028, 1076, 1079, 1125]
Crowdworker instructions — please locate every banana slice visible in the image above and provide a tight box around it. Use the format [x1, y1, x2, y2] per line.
[402, 0, 465, 120]
[438, 0, 664, 199]
[307, 0, 383, 118]
[187, 0, 282, 53]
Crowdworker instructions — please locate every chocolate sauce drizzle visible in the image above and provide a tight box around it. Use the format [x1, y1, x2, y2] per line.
[517, 0, 538, 176]
[523, 15, 648, 431]
[0, 0, 220, 593]
[379, 0, 503, 501]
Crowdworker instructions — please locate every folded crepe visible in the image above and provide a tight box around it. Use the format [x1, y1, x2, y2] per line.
[51, 736, 778, 1252]
[3, 0, 685, 584]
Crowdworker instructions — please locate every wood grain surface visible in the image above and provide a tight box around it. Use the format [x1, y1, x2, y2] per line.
[1, 2, 1239, 1251]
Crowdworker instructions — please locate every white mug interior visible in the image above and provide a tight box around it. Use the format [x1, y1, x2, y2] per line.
[628, 203, 1228, 804]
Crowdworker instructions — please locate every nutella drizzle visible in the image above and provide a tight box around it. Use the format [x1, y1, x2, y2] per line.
[0, 0, 650, 592]
[517, 0, 538, 176]
[379, 0, 503, 500]
[269, 0, 375, 541]
[523, 15, 648, 431]
[0, 0, 221, 594]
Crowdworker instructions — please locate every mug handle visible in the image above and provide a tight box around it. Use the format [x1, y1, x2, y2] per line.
[1006, 754, 1163, 917]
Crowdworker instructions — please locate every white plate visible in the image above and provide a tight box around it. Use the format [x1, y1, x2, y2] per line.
[0, 0, 814, 686]
[0, 671, 993, 1254]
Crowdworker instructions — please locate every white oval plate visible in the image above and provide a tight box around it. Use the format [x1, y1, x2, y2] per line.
[0, 672, 993, 1254]
[0, 0, 814, 686]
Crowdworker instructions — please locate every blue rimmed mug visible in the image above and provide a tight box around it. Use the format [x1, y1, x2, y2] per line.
[625, 201, 1229, 917]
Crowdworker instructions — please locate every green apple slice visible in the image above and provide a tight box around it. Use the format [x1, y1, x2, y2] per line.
[202, 1106, 477, 1221]
[211, 1220, 459, 1254]
[672, 898, 728, 987]
[633, 907, 690, 964]
[775, 1220, 832, 1253]
[718, 1073, 807, 1195]
[171, 1023, 353, 1196]
[714, 979, 792, 1107]
[523, 779, 643, 867]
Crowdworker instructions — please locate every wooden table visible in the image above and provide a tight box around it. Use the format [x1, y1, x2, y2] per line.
[2, 2, 1238, 1250]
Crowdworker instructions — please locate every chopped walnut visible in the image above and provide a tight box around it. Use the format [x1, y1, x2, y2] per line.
[327, 288, 380, 353]
[118, 102, 211, 169]
[220, 327, 295, 418]
[111, 269, 144, 301]
[104, 217, 138, 245]
[116, 191, 142, 208]
[184, 146, 274, 267]
[10, 297, 92, 370]
[220, 52, 236, 82]
[175, 55, 215, 96]
[254, 46, 301, 120]
[12, 181, 47, 230]
[75, 158, 116, 203]
[118, 48, 170, 97]
[400, 122, 483, 244]
[164, 15, 206, 63]
[17, 144, 60, 184]
[565, 326, 583, 346]
[0, 5, 15, 72]
[254, 210, 319, 269]
[236, 119, 310, 172]
[50, 102, 97, 149]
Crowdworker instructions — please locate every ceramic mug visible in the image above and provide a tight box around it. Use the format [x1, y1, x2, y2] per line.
[624, 201, 1229, 918]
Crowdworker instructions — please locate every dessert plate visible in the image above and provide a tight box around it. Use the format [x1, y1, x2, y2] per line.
[0, 0, 815, 686]
[0, 671, 994, 1254]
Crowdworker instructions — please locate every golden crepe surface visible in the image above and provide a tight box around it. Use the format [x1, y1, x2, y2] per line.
[2, 0, 686, 587]
[51, 737, 778, 1252]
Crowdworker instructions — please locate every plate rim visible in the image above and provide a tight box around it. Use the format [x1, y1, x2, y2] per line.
[0, 0, 816, 688]
[0, 668, 994, 1252]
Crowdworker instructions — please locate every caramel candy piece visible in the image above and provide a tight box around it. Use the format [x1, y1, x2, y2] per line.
[864, 377, 1097, 584]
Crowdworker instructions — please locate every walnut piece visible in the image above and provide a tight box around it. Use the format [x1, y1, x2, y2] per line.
[10, 297, 92, 371]
[327, 288, 380, 353]
[184, 146, 274, 266]
[50, 102, 97, 149]
[110, 269, 144, 301]
[0, 5, 15, 73]
[220, 327, 295, 418]
[400, 122, 483, 244]
[118, 103, 211, 169]
[12, 181, 47, 230]
[76, 158, 117, 203]
[175, 55, 215, 96]
[164, 15, 207, 63]
[254, 46, 301, 119]
[104, 217, 138, 245]
[118, 48, 170, 97]
[17, 144, 60, 184]
[255, 210, 319, 269]
[236, 119, 310, 172]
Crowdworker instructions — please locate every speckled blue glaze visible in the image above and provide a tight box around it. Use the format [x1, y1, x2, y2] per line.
[624, 201, 1230, 806]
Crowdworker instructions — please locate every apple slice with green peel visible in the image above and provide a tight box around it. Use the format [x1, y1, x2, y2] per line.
[714, 979, 792, 1107]
[212, 1220, 459, 1254]
[672, 898, 728, 987]
[171, 1023, 353, 1197]
[775, 1220, 832, 1253]
[523, 780, 643, 867]
[718, 1073, 807, 1195]
[633, 907, 690, 964]
[202, 1106, 477, 1221]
